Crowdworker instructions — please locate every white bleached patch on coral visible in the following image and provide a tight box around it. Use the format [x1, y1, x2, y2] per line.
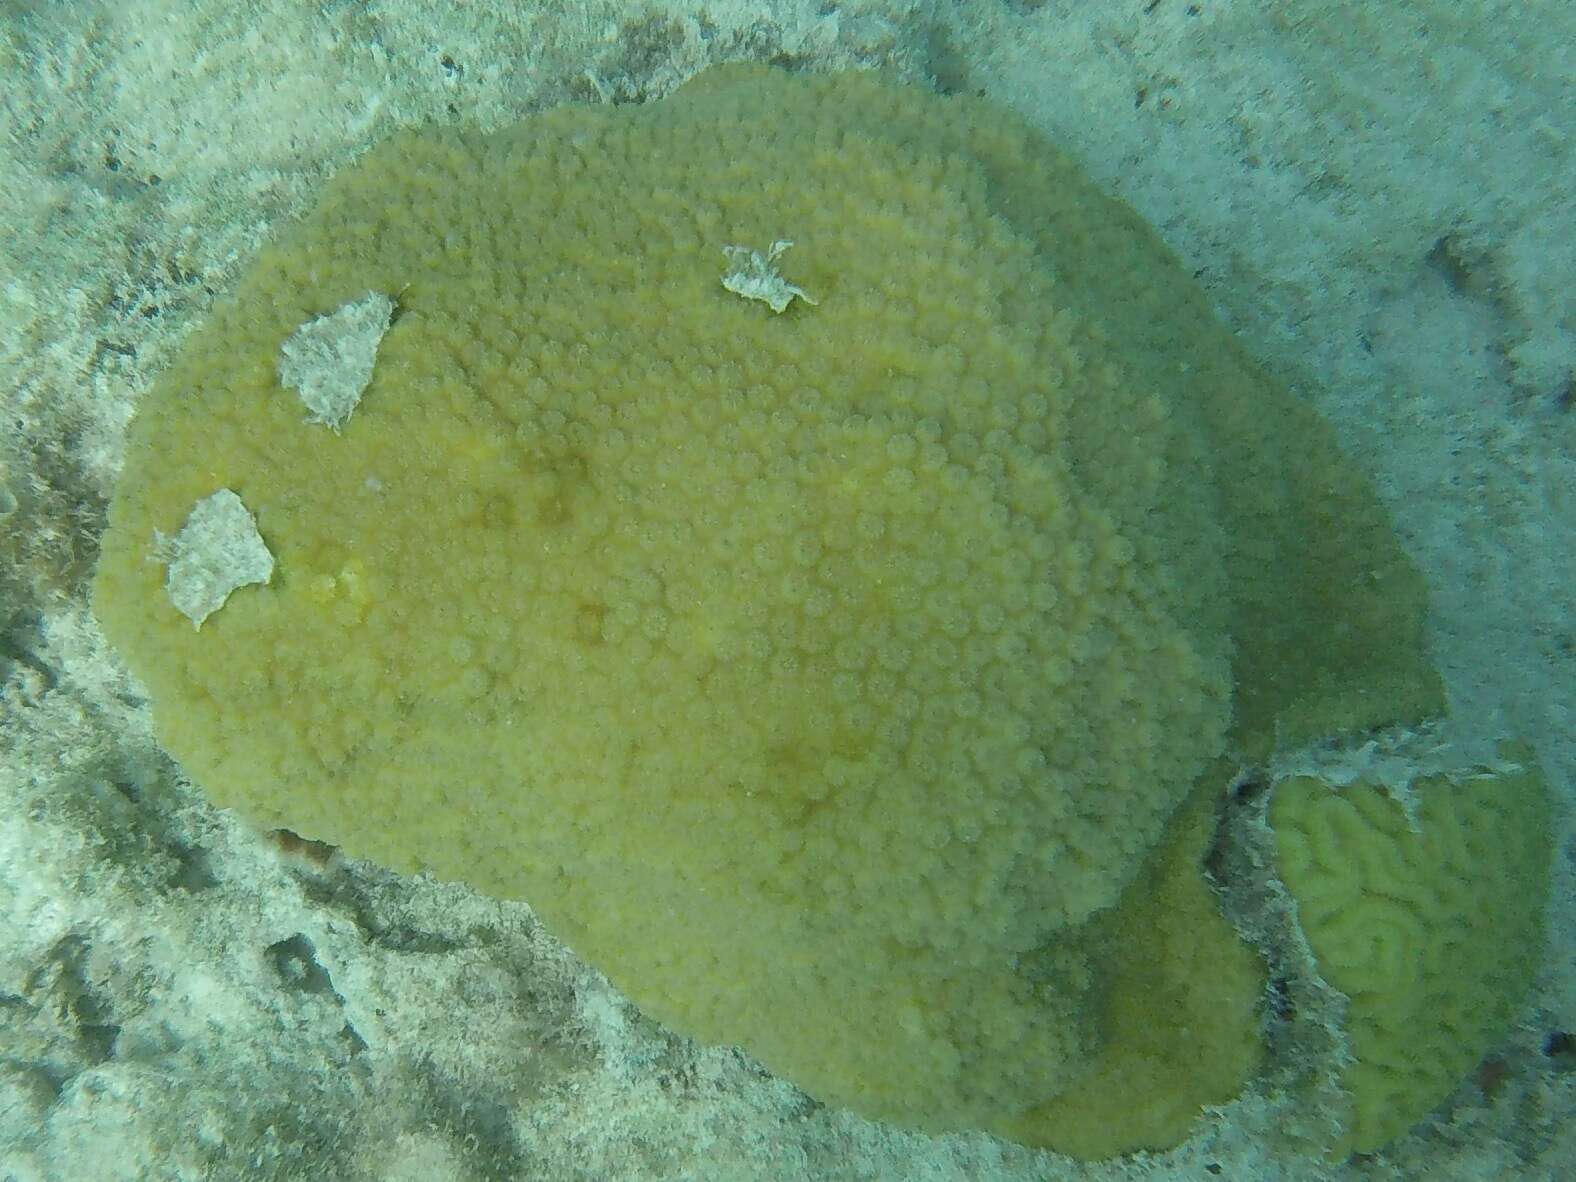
[720, 240, 817, 314]
[155, 488, 274, 629]
[278, 291, 395, 430]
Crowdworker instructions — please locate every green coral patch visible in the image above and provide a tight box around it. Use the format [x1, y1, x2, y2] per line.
[1271, 756, 1553, 1155]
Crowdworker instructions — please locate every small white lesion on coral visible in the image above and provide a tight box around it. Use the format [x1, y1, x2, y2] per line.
[153, 488, 275, 629]
[278, 291, 396, 431]
[720, 239, 818, 313]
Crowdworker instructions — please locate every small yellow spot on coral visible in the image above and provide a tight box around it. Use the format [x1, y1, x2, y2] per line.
[307, 558, 371, 624]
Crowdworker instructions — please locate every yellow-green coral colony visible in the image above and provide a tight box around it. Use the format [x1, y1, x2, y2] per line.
[94, 64, 1548, 1156]
[1272, 761, 1552, 1156]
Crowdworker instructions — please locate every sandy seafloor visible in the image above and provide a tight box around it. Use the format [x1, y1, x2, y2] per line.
[1, 2, 1572, 1179]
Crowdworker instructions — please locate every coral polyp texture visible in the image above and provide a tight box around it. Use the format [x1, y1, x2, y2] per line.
[94, 64, 1448, 1150]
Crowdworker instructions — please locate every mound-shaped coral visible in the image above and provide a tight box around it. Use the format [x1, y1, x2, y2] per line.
[1001, 769, 1266, 1156]
[1271, 760, 1553, 1155]
[94, 64, 1442, 1144]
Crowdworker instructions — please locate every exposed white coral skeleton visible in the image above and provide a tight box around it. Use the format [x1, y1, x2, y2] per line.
[720, 239, 818, 313]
